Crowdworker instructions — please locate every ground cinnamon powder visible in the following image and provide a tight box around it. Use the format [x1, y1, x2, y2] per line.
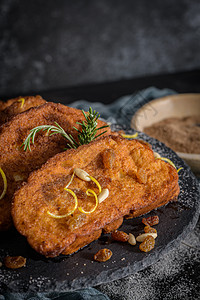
[144, 115, 200, 154]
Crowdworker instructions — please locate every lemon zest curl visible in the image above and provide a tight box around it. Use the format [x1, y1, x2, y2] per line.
[47, 188, 78, 219]
[121, 132, 138, 139]
[0, 167, 7, 200]
[18, 98, 25, 108]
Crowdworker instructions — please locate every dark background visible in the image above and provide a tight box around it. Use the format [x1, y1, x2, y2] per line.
[0, 0, 200, 99]
[0, 2, 200, 299]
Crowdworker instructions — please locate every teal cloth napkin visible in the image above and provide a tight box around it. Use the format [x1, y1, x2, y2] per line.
[1, 87, 176, 300]
[69, 87, 176, 126]
[0, 288, 110, 300]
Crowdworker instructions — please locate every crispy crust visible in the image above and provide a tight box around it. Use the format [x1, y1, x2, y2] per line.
[126, 174, 179, 218]
[62, 230, 102, 255]
[0, 102, 110, 230]
[0, 98, 17, 111]
[0, 95, 46, 125]
[12, 135, 179, 257]
[62, 218, 123, 255]
[103, 217, 124, 234]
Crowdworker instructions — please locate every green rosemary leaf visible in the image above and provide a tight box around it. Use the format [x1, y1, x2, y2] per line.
[96, 125, 110, 131]
[73, 126, 81, 133]
[21, 123, 77, 151]
[73, 107, 109, 146]
[94, 131, 108, 139]
[82, 110, 87, 119]
[21, 107, 109, 152]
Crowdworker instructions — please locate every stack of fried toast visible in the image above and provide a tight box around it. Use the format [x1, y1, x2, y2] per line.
[0, 95, 179, 257]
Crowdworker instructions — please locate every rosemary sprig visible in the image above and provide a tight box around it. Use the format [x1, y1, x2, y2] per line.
[21, 107, 109, 151]
[22, 122, 77, 151]
[69, 107, 109, 148]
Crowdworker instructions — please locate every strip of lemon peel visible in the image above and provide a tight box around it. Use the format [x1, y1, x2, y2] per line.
[47, 188, 78, 218]
[18, 98, 25, 108]
[88, 175, 102, 195]
[48, 170, 102, 217]
[177, 167, 183, 173]
[155, 157, 177, 169]
[78, 189, 98, 214]
[0, 168, 7, 200]
[121, 132, 138, 139]
[64, 171, 75, 189]
[156, 157, 183, 174]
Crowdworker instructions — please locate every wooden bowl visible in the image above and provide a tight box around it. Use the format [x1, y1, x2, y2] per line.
[131, 93, 200, 174]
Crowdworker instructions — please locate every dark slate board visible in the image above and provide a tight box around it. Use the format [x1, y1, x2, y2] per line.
[0, 128, 199, 293]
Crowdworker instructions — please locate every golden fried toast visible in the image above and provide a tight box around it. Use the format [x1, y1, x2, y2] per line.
[12, 135, 179, 257]
[0, 98, 17, 111]
[0, 95, 46, 125]
[0, 102, 110, 230]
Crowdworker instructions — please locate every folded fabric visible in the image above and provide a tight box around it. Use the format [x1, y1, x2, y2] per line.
[69, 87, 176, 127]
[0, 288, 110, 300]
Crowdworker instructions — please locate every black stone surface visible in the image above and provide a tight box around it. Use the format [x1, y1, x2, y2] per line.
[0, 129, 199, 293]
[1, 0, 200, 97]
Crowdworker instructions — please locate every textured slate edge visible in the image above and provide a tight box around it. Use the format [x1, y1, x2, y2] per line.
[1, 129, 200, 293]
[3, 204, 199, 293]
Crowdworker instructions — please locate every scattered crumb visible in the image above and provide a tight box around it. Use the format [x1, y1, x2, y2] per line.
[4, 256, 26, 269]
[96, 219, 200, 299]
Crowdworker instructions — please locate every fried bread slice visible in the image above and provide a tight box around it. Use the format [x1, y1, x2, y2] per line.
[0, 98, 17, 111]
[0, 102, 110, 230]
[12, 135, 179, 257]
[0, 95, 46, 125]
